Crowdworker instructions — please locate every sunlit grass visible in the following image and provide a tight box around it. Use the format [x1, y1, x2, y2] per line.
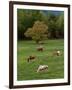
[17, 39, 64, 80]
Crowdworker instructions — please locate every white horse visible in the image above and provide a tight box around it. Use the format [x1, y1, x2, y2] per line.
[37, 65, 48, 72]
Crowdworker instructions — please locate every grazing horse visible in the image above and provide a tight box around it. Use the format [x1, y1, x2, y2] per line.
[27, 55, 36, 62]
[56, 50, 60, 56]
[37, 47, 43, 51]
[37, 65, 48, 72]
[53, 49, 61, 56]
[37, 45, 43, 51]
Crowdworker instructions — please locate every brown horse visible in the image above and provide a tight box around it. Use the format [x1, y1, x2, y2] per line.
[37, 47, 43, 51]
[27, 55, 36, 62]
[37, 45, 44, 51]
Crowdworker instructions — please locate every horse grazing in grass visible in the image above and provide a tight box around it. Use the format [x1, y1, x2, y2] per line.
[37, 65, 48, 72]
[37, 47, 43, 51]
[37, 45, 43, 51]
[27, 55, 36, 62]
[53, 49, 61, 56]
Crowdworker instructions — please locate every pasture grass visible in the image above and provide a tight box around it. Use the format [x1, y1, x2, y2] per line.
[17, 39, 64, 80]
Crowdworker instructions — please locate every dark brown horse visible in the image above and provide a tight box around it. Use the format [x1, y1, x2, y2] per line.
[27, 55, 36, 62]
[37, 47, 43, 51]
[37, 45, 44, 51]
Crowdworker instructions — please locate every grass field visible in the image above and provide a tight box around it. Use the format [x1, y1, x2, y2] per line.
[17, 39, 64, 81]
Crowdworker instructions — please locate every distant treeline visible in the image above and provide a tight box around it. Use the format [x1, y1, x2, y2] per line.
[17, 9, 64, 40]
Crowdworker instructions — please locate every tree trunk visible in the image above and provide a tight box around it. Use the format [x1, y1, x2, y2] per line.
[36, 40, 40, 44]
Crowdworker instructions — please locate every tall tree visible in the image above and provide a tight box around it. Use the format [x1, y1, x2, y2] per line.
[24, 21, 48, 43]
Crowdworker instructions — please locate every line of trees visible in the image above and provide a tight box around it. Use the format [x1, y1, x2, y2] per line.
[17, 9, 64, 40]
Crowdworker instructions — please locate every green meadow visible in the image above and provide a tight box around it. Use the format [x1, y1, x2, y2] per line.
[17, 39, 64, 81]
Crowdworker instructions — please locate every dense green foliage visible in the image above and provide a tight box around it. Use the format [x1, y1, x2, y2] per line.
[17, 9, 64, 40]
[17, 40, 64, 80]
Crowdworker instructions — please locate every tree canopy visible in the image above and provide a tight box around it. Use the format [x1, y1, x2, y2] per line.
[24, 21, 48, 43]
